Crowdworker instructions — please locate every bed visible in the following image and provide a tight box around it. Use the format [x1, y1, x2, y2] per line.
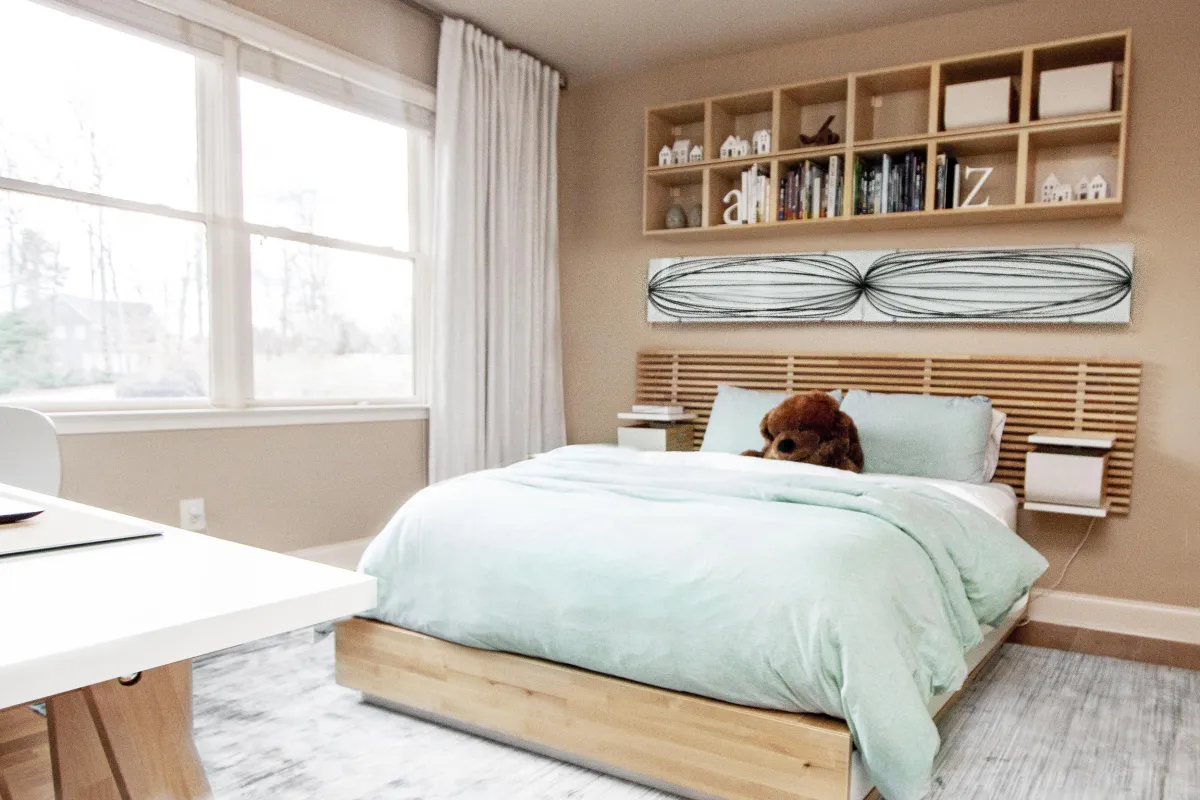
[335, 350, 1143, 800]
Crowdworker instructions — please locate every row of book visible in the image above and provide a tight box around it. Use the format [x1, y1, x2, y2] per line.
[777, 156, 844, 220]
[854, 150, 926, 215]
[733, 164, 771, 224]
[726, 148, 970, 223]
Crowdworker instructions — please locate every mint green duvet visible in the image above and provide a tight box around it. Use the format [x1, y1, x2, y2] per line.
[359, 446, 1047, 800]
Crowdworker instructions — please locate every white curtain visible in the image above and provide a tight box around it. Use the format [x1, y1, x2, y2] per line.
[428, 18, 565, 483]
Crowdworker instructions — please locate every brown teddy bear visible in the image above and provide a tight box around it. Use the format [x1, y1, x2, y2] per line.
[741, 391, 864, 473]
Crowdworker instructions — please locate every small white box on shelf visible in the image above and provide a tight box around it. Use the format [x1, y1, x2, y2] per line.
[1038, 62, 1115, 119]
[943, 76, 1017, 130]
[1024, 430, 1114, 515]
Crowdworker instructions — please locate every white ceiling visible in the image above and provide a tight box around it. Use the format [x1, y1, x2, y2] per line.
[426, 0, 1015, 84]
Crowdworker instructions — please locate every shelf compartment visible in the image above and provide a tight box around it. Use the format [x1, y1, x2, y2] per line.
[709, 91, 775, 157]
[853, 65, 934, 144]
[935, 132, 1020, 210]
[646, 101, 706, 168]
[644, 167, 705, 233]
[706, 161, 774, 227]
[938, 49, 1023, 133]
[1031, 32, 1128, 121]
[777, 153, 848, 221]
[1025, 120, 1121, 206]
[850, 144, 930, 217]
[778, 78, 849, 155]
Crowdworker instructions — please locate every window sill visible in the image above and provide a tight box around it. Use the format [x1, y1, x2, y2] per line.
[50, 405, 429, 435]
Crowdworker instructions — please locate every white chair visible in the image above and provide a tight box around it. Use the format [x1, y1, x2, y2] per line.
[0, 406, 62, 496]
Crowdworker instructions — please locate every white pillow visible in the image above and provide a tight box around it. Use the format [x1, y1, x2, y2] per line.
[983, 409, 1006, 482]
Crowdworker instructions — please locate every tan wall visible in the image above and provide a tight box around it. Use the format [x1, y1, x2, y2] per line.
[61, 420, 426, 552]
[558, 0, 1200, 607]
[227, 0, 439, 86]
[57, 0, 438, 553]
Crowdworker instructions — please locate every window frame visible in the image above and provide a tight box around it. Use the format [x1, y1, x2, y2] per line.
[0, 0, 434, 430]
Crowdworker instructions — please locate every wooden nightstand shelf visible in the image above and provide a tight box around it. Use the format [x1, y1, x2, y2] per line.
[617, 411, 695, 452]
[1023, 430, 1115, 517]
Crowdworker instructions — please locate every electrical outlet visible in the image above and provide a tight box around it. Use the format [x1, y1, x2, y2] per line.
[180, 498, 207, 532]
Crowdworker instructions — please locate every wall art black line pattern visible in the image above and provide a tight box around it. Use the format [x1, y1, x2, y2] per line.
[646, 244, 1133, 324]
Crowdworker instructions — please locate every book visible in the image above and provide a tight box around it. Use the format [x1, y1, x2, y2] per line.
[952, 162, 962, 208]
[632, 404, 684, 415]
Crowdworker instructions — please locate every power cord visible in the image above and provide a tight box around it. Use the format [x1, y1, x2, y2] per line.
[1016, 515, 1098, 627]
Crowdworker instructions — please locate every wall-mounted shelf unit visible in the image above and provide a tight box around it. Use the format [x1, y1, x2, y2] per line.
[643, 30, 1130, 237]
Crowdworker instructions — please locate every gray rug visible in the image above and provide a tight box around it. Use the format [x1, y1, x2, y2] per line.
[193, 630, 1200, 799]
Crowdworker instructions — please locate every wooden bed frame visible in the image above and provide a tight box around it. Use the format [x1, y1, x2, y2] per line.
[335, 350, 1143, 800]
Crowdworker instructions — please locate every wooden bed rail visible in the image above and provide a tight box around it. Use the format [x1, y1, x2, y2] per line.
[635, 350, 1142, 514]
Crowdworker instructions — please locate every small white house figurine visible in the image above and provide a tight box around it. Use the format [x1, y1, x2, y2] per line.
[688, 144, 703, 162]
[1040, 173, 1061, 203]
[1076, 177, 1091, 201]
[1087, 174, 1108, 200]
[734, 136, 750, 157]
[752, 129, 771, 155]
[719, 135, 738, 159]
[671, 139, 691, 165]
[1041, 173, 1074, 203]
[657, 145, 673, 167]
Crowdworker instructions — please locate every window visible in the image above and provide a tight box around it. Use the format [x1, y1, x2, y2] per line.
[0, 0, 430, 416]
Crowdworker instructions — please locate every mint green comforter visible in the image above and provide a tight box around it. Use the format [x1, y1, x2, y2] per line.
[359, 446, 1047, 800]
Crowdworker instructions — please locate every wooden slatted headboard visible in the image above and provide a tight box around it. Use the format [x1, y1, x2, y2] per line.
[635, 350, 1142, 514]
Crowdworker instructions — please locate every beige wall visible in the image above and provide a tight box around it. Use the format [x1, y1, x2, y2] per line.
[61, 420, 426, 552]
[558, 0, 1200, 607]
[57, 0, 438, 553]
[227, 0, 439, 86]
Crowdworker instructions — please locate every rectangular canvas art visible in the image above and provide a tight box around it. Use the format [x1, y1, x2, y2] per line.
[647, 243, 1133, 324]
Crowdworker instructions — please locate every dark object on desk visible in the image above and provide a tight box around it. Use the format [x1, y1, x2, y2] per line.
[799, 115, 840, 147]
[0, 499, 44, 525]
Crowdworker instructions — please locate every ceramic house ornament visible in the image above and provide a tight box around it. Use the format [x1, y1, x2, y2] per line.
[752, 129, 771, 155]
[720, 135, 738, 159]
[1088, 174, 1109, 200]
[688, 144, 703, 162]
[1041, 173, 1061, 204]
[1055, 184, 1073, 202]
[1076, 177, 1091, 200]
[658, 145, 673, 167]
[734, 136, 750, 157]
[671, 139, 691, 165]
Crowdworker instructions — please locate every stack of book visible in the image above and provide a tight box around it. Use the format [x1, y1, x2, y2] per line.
[777, 156, 844, 221]
[934, 149, 962, 210]
[733, 164, 771, 224]
[619, 404, 694, 423]
[853, 150, 926, 215]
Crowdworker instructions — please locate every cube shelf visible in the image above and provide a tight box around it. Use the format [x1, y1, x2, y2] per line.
[643, 29, 1130, 237]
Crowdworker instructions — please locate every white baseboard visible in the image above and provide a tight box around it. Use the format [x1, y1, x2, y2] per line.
[289, 536, 374, 571]
[1027, 589, 1200, 645]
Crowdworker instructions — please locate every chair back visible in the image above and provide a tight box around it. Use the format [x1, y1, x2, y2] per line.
[0, 407, 62, 496]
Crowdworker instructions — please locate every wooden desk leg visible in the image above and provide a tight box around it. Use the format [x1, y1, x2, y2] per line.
[47, 661, 211, 800]
[0, 705, 53, 800]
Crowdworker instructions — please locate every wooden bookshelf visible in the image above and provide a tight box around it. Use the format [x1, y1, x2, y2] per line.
[643, 30, 1130, 236]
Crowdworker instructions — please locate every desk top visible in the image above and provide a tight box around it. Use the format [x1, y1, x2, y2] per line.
[0, 484, 376, 709]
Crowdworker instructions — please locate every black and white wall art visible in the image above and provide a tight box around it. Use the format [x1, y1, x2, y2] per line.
[646, 243, 1133, 324]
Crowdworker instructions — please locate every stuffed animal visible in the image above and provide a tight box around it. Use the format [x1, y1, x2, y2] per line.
[741, 391, 864, 473]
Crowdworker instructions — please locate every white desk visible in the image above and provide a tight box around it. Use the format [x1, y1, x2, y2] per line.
[0, 483, 376, 799]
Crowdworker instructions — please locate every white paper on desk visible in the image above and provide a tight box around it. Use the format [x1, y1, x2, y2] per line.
[0, 498, 159, 557]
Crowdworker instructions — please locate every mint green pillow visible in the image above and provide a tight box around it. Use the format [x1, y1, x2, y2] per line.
[701, 385, 843, 454]
[838, 389, 993, 483]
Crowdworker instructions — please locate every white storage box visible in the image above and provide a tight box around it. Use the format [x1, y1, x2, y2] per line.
[944, 77, 1017, 130]
[1038, 62, 1115, 119]
[1023, 431, 1114, 512]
